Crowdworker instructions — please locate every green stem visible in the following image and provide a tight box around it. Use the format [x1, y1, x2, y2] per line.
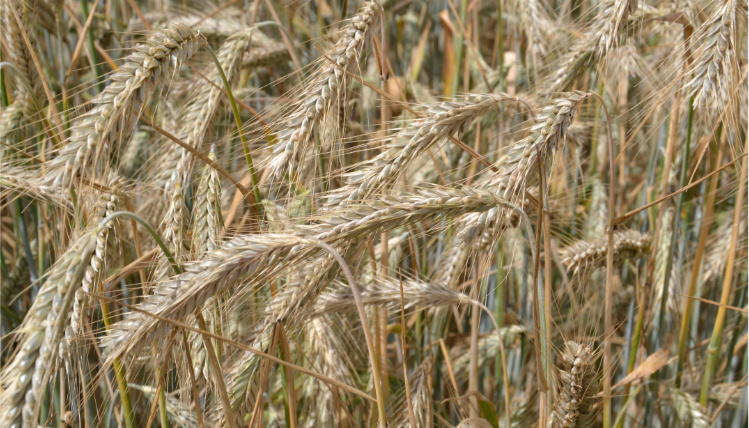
[204, 45, 264, 220]
[676, 125, 722, 387]
[656, 99, 694, 346]
[700, 139, 747, 406]
[0, 50, 8, 107]
[99, 211, 182, 275]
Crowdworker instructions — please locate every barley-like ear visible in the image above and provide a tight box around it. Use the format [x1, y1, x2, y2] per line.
[669, 387, 709, 428]
[69, 180, 121, 334]
[266, 2, 382, 180]
[392, 357, 434, 428]
[0, 232, 98, 428]
[0, 0, 37, 98]
[688, 0, 742, 109]
[42, 23, 206, 192]
[559, 229, 651, 274]
[547, 341, 599, 428]
[650, 207, 681, 326]
[300, 316, 358, 427]
[191, 146, 224, 257]
[326, 93, 516, 207]
[102, 234, 310, 360]
[460, 92, 589, 243]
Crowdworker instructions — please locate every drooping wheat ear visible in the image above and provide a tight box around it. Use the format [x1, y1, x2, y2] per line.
[559, 229, 651, 274]
[459, 92, 589, 243]
[188, 148, 225, 384]
[547, 341, 599, 428]
[688, 0, 742, 108]
[448, 326, 526, 384]
[42, 23, 206, 192]
[0, 232, 98, 428]
[102, 234, 310, 361]
[266, 2, 382, 180]
[650, 207, 681, 326]
[0, 164, 72, 208]
[312, 186, 514, 243]
[326, 93, 515, 207]
[669, 388, 709, 428]
[69, 180, 121, 334]
[191, 146, 224, 256]
[0, 0, 37, 97]
[301, 316, 358, 427]
[392, 357, 434, 428]
[163, 28, 255, 193]
[307, 276, 472, 319]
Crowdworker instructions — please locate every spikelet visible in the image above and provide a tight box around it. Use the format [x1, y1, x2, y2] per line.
[547, 341, 599, 428]
[266, 2, 382, 180]
[0, 232, 98, 428]
[42, 23, 206, 192]
[560, 229, 651, 274]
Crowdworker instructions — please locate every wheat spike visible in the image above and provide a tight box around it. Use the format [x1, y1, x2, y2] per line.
[42, 23, 206, 192]
[266, 2, 382, 180]
[560, 229, 651, 274]
[326, 93, 515, 207]
[547, 341, 599, 428]
[0, 232, 98, 428]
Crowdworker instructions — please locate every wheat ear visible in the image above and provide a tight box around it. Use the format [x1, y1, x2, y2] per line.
[0, 232, 98, 428]
[547, 341, 599, 428]
[42, 23, 206, 192]
[266, 2, 382, 180]
[560, 229, 651, 274]
[326, 93, 516, 207]
[688, 0, 743, 108]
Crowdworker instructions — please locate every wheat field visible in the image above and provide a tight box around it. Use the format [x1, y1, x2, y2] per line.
[0, 0, 746, 427]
